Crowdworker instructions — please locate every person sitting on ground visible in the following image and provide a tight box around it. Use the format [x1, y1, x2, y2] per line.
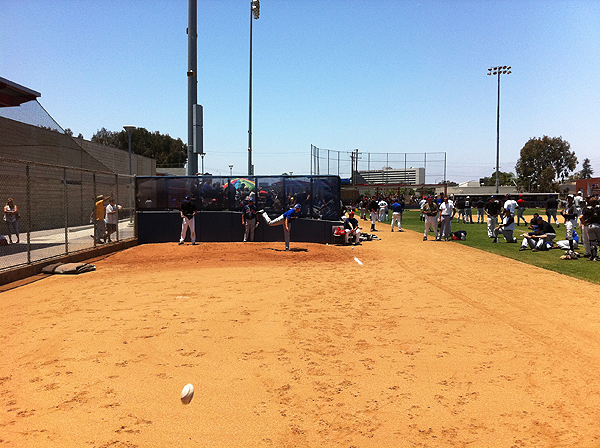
[343, 211, 362, 245]
[520, 216, 557, 251]
[493, 208, 516, 243]
[528, 212, 540, 229]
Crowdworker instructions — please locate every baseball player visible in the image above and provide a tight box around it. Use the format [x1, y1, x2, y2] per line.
[343, 211, 362, 245]
[260, 203, 301, 251]
[438, 196, 455, 241]
[484, 196, 501, 239]
[560, 194, 577, 252]
[581, 197, 600, 261]
[241, 197, 258, 242]
[369, 198, 379, 232]
[390, 199, 404, 232]
[516, 195, 527, 226]
[422, 196, 439, 241]
[493, 208, 516, 243]
[179, 195, 197, 245]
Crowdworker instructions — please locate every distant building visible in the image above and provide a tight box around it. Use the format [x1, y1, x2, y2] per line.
[355, 167, 425, 185]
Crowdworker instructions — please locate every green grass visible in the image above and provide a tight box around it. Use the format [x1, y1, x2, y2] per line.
[381, 208, 599, 285]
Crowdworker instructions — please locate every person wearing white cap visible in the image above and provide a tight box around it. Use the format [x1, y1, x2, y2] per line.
[561, 194, 578, 252]
[242, 197, 258, 242]
[179, 196, 197, 245]
[260, 204, 302, 250]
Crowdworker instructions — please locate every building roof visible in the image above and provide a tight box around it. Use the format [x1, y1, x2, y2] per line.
[0, 77, 41, 108]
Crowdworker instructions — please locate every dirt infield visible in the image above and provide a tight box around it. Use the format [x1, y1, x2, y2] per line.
[2, 232, 600, 447]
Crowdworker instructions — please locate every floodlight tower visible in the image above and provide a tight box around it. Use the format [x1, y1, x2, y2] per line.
[487, 65, 511, 194]
[248, 0, 260, 176]
[187, 0, 199, 175]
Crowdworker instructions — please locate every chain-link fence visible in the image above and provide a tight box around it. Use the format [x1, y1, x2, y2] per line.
[310, 145, 447, 185]
[0, 157, 135, 271]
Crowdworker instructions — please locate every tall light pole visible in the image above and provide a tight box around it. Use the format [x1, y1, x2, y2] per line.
[123, 126, 136, 176]
[248, 0, 260, 176]
[187, 0, 198, 175]
[229, 164, 234, 177]
[487, 65, 511, 195]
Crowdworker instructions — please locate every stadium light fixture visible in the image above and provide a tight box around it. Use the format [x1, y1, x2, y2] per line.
[487, 66, 511, 194]
[248, 0, 260, 176]
[229, 164, 233, 176]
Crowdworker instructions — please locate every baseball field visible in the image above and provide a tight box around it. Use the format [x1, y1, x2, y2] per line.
[2, 229, 600, 447]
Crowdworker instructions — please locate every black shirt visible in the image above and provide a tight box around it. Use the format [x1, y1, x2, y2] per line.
[180, 201, 197, 219]
[484, 201, 501, 216]
[537, 221, 556, 234]
[546, 198, 558, 209]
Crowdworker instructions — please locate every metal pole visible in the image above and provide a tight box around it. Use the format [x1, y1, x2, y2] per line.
[187, 0, 198, 175]
[128, 131, 133, 176]
[248, 5, 253, 176]
[488, 66, 511, 195]
[248, 0, 259, 176]
[495, 71, 500, 195]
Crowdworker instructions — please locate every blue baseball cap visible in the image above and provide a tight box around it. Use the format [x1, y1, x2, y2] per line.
[248, 197, 254, 202]
[184, 196, 191, 201]
[294, 204, 301, 209]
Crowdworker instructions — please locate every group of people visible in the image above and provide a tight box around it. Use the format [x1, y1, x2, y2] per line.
[357, 196, 406, 233]
[91, 193, 121, 244]
[178, 195, 303, 251]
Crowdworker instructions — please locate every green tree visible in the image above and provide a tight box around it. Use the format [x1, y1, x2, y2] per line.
[515, 136, 577, 192]
[580, 158, 594, 179]
[92, 127, 187, 167]
[479, 171, 516, 187]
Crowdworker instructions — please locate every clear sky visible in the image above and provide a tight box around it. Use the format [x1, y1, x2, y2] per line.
[2, 0, 599, 182]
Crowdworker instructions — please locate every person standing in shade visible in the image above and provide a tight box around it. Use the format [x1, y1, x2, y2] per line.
[484, 196, 502, 240]
[3, 198, 19, 244]
[390, 199, 404, 232]
[242, 197, 258, 242]
[260, 203, 302, 251]
[545, 194, 560, 227]
[179, 195, 197, 245]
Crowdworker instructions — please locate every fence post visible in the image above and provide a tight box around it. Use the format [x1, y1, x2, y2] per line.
[26, 164, 31, 264]
[116, 174, 120, 242]
[64, 167, 69, 253]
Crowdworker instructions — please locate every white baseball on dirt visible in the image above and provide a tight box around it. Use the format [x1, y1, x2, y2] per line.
[181, 383, 194, 404]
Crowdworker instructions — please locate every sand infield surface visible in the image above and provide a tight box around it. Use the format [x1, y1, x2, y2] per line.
[2, 231, 600, 447]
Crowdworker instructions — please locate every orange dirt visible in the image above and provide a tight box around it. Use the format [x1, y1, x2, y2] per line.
[2, 233, 600, 447]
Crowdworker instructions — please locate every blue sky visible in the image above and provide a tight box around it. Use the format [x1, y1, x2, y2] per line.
[2, 0, 599, 182]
